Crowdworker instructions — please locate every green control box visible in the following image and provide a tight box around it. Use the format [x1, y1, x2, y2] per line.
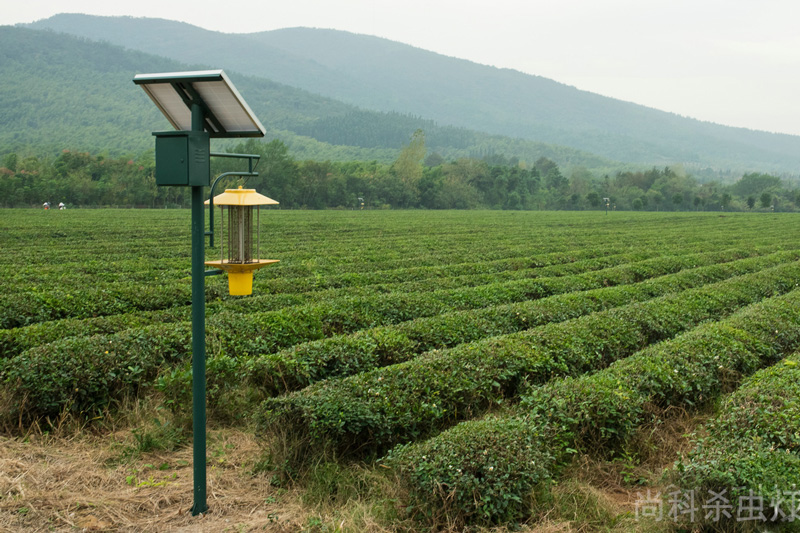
[154, 131, 210, 186]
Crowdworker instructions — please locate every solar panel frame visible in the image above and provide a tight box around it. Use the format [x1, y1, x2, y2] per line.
[133, 70, 266, 138]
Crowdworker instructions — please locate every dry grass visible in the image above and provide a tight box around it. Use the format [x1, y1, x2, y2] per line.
[525, 406, 713, 533]
[0, 425, 639, 533]
[0, 401, 711, 533]
[0, 427, 307, 532]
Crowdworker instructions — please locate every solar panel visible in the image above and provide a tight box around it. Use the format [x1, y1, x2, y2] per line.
[133, 70, 266, 138]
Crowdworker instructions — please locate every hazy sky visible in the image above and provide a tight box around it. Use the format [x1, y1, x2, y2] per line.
[5, 0, 800, 136]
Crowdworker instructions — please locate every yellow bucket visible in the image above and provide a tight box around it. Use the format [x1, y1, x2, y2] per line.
[228, 271, 254, 296]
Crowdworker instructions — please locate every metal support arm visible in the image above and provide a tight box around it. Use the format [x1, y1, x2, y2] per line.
[207, 152, 260, 249]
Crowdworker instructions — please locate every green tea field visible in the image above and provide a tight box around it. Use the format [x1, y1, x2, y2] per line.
[2, 209, 800, 532]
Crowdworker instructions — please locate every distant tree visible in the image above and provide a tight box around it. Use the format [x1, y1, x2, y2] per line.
[241, 139, 300, 207]
[393, 129, 426, 186]
[632, 198, 643, 211]
[672, 193, 683, 210]
[647, 190, 664, 211]
[569, 167, 593, 196]
[424, 152, 445, 168]
[483, 153, 509, 167]
[760, 192, 772, 209]
[390, 129, 426, 207]
[534, 157, 558, 177]
[435, 158, 486, 209]
[505, 190, 522, 210]
[586, 191, 601, 208]
[732, 173, 782, 197]
[2, 153, 17, 173]
[721, 193, 732, 210]
[545, 167, 569, 192]
[693, 196, 701, 210]
[747, 195, 756, 209]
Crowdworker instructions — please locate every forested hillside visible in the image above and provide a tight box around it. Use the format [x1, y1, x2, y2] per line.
[3, 23, 799, 211]
[26, 14, 800, 174]
[0, 26, 609, 169]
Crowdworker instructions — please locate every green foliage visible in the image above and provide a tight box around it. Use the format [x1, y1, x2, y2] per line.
[6, 209, 800, 530]
[256, 258, 800, 463]
[673, 352, 800, 530]
[0, 281, 193, 330]
[387, 288, 800, 527]
[0, 324, 191, 421]
[389, 416, 555, 526]
[731, 172, 783, 197]
[4, 135, 797, 210]
[243, 248, 766, 395]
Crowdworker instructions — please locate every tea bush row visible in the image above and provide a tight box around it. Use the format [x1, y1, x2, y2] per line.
[168, 247, 768, 407]
[243, 249, 794, 396]
[161, 247, 773, 405]
[208, 248, 761, 357]
[0, 249, 727, 418]
[2, 209, 784, 329]
[0, 247, 663, 357]
[0, 324, 192, 422]
[256, 260, 800, 463]
[0, 241, 656, 331]
[225, 247, 662, 311]
[249, 240, 704, 295]
[673, 352, 800, 530]
[385, 289, 800, 526]
[0, 228, 643, 293]
[1, 246, 779, 422]
[157, 248, 774, 414]
[0, 283, 203, 330]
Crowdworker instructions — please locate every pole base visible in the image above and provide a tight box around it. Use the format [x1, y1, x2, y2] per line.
[190, 502, 208, 516]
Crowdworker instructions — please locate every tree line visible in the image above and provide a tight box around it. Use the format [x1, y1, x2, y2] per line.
[2, 131, 798, 211]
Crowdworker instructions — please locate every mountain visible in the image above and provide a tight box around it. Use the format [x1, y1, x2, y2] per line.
[0, 25, 610, 168]
[24, 13, 800, 175]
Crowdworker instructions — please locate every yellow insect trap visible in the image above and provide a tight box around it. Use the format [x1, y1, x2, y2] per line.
[205, 186, 279, 295]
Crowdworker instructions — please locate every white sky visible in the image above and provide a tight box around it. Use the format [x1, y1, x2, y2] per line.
[4, 0, 800, 136]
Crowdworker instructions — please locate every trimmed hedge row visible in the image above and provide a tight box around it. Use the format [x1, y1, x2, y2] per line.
[0, 248, 663, 359]
[159, 248, 772, 413]
[255, 227, 789, 288]
[1, 242, 641, 328]
[0, 324, 192, 421]
[0, 283, 209, 330]
[0, 248, 734, 419]
[255, 259, 800, 461]
[220, 247, 662, 313]
[3, 217, 772, 330]
[673, 352, 800, 530]
[0, 306, 192, 360]
[244, 249, 795, 395]
[385, 289, 800, 527]
[213, 247, 770, 358]
[254, 246, 646, 294]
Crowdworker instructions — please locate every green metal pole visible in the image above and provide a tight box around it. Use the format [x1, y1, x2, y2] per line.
[190, 103, 208, 517]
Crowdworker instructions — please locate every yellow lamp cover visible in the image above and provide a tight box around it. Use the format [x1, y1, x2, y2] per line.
[204, 186, 279, 206]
